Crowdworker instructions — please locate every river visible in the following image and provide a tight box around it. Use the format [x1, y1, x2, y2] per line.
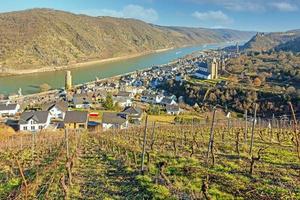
[0, 42, 235, 95]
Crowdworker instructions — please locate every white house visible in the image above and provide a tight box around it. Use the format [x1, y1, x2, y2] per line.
[166, 104, 181, 115]
[19, 111, 51, 132]
[42, 101, 68, 119]
[122, 106, 143, 124]
[113, 96, 132, 108]
[102, 112, 129, 130]
[0, 103, 20, 116]
[73, 94, 91, 109]
[141, 94, 164, 104]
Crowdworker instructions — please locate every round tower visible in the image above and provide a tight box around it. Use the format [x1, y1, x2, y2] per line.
[65, 71, 72, 90]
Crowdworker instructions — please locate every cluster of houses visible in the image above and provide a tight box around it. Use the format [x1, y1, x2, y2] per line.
[0, 49, 234, 133]
[0, 99, 146, 132]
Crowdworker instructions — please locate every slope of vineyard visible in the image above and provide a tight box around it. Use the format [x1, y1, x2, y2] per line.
[0, 119, 299, 199]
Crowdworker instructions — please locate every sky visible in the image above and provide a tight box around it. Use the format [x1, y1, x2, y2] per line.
[0, 0, 300, 32]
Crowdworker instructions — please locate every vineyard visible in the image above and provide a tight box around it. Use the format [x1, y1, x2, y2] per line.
[0, 116, 299, 199]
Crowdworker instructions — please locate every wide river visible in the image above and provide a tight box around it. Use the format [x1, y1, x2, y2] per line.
[0, 42, 235, 95]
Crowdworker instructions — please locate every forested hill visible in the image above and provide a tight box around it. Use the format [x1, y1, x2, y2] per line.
[275, 36, 300, 52]
[241, 30, 300, 52]
[0, 8, 254, 70]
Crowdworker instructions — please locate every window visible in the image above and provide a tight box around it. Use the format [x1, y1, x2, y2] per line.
[79, 124, 85, 129]
[31, 126, 35, 130]
[23, 126, 27, 131]
[39, 125, 43, 130]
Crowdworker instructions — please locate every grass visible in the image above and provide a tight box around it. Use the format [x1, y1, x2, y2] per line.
[148, 115, 176, 123]
[0, 124, 299, 199]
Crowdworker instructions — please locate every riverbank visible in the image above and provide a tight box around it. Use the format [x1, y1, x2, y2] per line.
[0, 42, 237, 95]
[0, 47, 174, 77]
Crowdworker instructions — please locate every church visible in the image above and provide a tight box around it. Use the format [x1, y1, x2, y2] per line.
[194, 58, 219, 80]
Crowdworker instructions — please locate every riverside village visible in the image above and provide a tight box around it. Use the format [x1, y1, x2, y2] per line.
[0, 46, 257, 133]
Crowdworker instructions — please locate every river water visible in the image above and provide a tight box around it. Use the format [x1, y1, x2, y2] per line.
[0, 42, 234, 95]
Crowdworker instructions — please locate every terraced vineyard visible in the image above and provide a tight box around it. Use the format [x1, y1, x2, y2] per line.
[0, 119, 299, 199]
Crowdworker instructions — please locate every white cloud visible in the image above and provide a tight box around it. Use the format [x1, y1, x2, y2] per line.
[122, 5, 159, 22]
[77, 4, 159, 23]
[270, 2, 298, 12]
[187, 0, 265, 12]
[187, 0, 299, 12]
[192, 10, 233, 25]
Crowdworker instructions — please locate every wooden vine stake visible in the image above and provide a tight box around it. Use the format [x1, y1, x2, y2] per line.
[150, 121, 156, 151]
[65, 129, 70, 159]
[288, 102, 300, 160]
[249, 103, 257, 157]
[206, 107, 217, 167]
[141, 115, 148, 173]
[244, 110, 248, 143]
[15, 157, 28, 200]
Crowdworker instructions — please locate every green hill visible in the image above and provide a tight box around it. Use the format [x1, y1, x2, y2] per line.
[0, 8, 254, 70]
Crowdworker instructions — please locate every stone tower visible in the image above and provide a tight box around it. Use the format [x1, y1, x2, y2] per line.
[209, 58, 218, 79]
[65, 71, 72, 90]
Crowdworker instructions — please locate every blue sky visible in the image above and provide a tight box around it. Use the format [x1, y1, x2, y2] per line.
[0, 0, 300, 32]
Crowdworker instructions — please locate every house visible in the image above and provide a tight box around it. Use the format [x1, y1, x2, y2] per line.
[19, 111, 51, 132]
[122, 106, 143, 123]
[72, 94, 91, 109]
[102, 112, 128, 130]
[141, 93, 164, 104]
[166, 104, 181, 115]
[42, 101, 68, 119]
[116, 91, 134, 99]
[64, 111, 88, 130]
[0, 103, 20, 116]
[113, 96, 132, 108]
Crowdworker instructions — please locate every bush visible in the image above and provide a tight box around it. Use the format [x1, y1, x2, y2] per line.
[39, 83, 51, 92]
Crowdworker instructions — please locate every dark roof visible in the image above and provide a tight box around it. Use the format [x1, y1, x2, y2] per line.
[102, 112, 127, 125]
[0, 103, 18, 111]
[19, 111, 49, 125]
[42, 101, 68, 112]
[64, 111, 88, 123]
[161, 97, 175, 105]
[142, 94, 156, 99]
[122, 106, 142, 115]
[195, 70, 211, 76]
[73, 94, 91, 105]
[116, 91, 132, 97]
[166, 104, 180, 112]
[196, 61, 208, 68]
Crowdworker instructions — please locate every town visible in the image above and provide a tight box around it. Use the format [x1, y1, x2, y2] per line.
[0, 48, 240, 133]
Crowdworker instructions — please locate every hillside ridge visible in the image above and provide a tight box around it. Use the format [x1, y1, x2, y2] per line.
[0, 8, 254, 70]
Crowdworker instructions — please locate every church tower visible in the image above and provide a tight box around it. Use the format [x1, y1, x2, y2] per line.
[209, 58, 218, 79]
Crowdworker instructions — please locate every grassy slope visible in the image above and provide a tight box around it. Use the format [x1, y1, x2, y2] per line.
[1, 124, 299, 199]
